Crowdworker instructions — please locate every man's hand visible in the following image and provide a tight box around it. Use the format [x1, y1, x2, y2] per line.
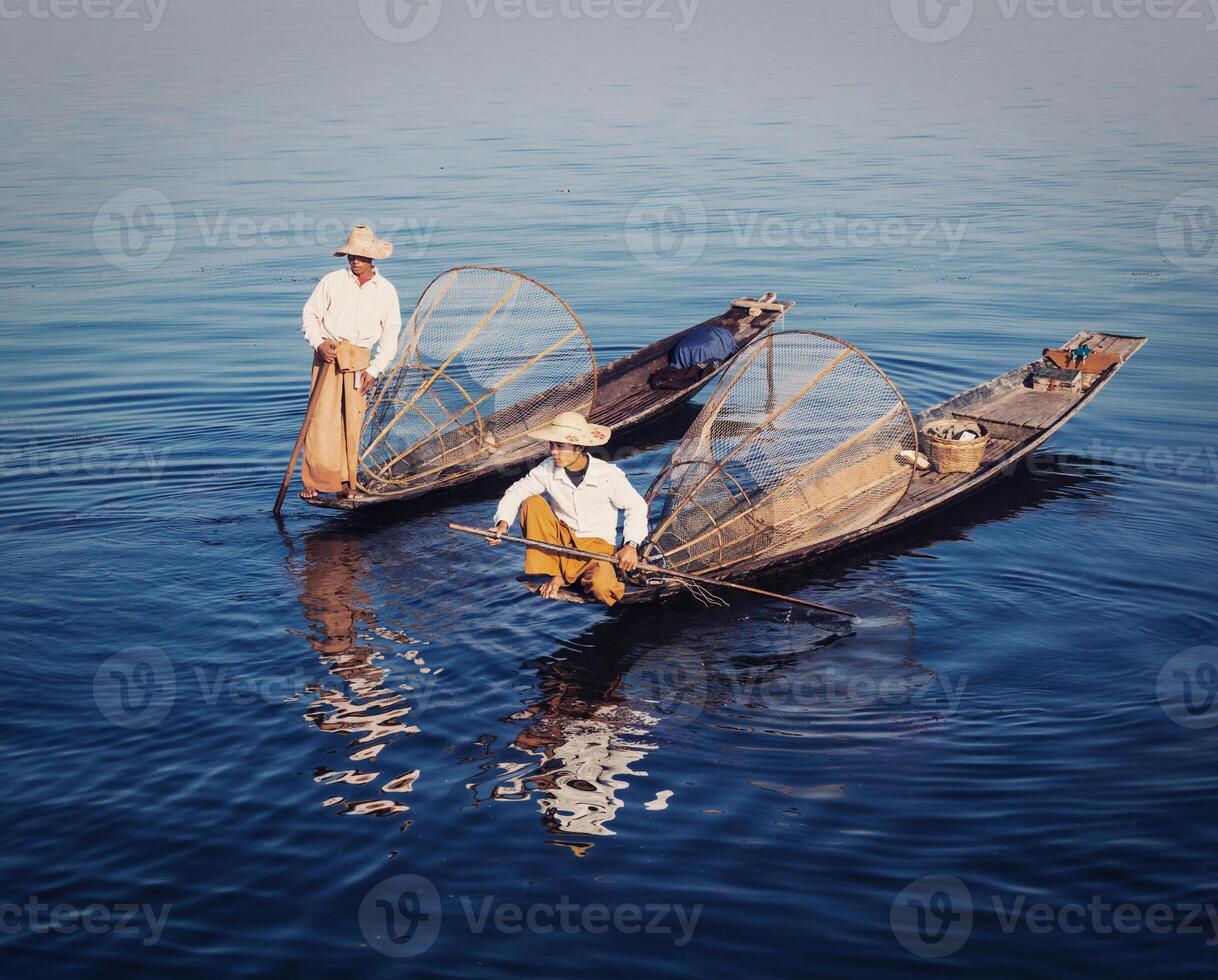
[487, 521, 509, 547]
[359, 372, 377, 395]
[539, 575, 565, 600]
[616, 544, 640, 573]
[316, 341, 338, 364]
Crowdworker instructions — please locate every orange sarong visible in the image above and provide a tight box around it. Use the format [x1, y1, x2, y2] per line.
[302, 340, 371, 494]
[520, 496, 625, 607]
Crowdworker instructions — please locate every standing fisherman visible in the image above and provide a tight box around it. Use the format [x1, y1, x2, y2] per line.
[299, 225, 402, 500]
[489, 412, 648, 606]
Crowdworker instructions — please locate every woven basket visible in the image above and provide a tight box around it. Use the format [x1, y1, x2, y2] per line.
[924, 420, 989, 474]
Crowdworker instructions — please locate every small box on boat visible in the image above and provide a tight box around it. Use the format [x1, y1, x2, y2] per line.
[1030, 365, 1082, 391]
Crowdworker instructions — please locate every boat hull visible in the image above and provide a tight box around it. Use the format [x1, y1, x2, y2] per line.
[527, 330, 1147, 607]
[302, 296, 793, 512]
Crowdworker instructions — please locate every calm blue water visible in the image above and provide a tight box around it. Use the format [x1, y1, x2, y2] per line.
[2, 2, 1217, 976]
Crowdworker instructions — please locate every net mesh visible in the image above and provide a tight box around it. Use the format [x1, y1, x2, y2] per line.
[358, 267, 596, 494]
[645, 331, 917, 575]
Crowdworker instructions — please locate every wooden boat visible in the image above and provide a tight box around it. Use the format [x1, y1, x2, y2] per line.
[304, 292, 794, 511]
[523, 329, 1147, 605]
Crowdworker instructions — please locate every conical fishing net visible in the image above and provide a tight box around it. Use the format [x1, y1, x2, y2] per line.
[359, 267, 596, 494]
[644, 331, 917, 575]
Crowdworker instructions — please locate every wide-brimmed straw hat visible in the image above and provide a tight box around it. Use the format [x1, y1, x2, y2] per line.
[527, 411, 611, 447]
[334, 224, 394, 261]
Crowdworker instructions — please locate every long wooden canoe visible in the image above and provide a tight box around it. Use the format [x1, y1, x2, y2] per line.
[524, 330, 1147, 605]
[303, 294, 794, 511]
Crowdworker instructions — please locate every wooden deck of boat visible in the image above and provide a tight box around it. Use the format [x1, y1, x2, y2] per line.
[889, 435, 1018, 513]
[828, 330, 1146, 544]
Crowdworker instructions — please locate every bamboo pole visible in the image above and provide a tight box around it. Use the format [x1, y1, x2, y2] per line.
[273, 358, 334, 516]
[448, 523, 856, 618]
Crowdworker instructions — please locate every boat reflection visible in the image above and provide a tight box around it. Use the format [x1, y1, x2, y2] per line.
[290, 528, 444, 819]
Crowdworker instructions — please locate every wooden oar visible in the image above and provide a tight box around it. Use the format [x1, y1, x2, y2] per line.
[448, 523, 856, 618]
[273, 359, 334, 516]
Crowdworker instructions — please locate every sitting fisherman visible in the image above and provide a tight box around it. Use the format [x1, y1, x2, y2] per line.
[489, 412, 648, 606]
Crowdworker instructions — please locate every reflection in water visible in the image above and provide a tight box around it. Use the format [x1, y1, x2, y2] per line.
[467, 453, 1120, 848]
[468, 626, 670, 843]
[291, 530, 435, 819]
[467, 611, 860, 850]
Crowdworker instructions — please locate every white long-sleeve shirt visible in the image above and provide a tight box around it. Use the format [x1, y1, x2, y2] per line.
[302, 267, 402, 377]
[494, 457, 649, 547]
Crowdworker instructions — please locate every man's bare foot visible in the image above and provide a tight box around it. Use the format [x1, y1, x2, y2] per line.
[539, 575, 565, 600]
[299, 488, 319, 500]
[339, 483, 357, 499]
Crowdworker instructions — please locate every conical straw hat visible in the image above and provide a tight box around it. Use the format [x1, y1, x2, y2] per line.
[334, 224, 394, 261]
[526, 411, 611, 447]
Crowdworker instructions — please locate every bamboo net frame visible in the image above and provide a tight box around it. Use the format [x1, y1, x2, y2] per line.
[643, 331, 918, 575]
[357, 267, 597, 494]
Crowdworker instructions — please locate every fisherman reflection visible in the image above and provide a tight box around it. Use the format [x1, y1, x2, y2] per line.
[471, 619, 683, 844]
[293, 530, 430, 817]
